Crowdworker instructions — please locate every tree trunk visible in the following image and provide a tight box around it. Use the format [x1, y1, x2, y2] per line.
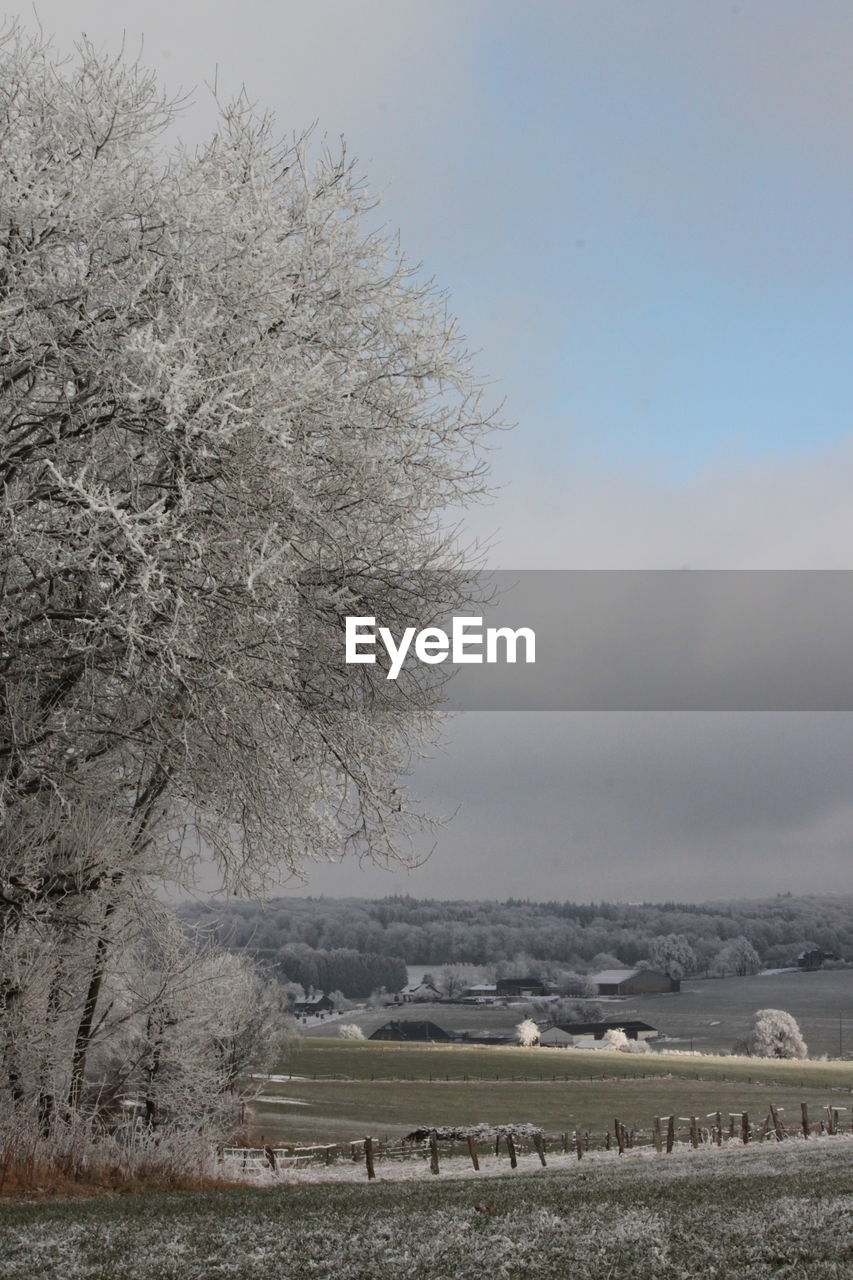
[68, 907, 115, 1111]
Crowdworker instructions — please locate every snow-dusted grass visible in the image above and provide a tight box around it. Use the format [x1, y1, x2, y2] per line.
[1, 1139, 851, 1278]
[224, 1132, 853, 1187]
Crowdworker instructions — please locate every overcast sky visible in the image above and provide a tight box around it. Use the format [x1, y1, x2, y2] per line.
[19, 2, 853, 901]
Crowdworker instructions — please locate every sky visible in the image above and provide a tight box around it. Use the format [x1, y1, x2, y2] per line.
[15, 1, 853, 901]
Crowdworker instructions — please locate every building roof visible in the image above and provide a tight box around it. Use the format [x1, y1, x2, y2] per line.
[547, 1020, 657, 1035]
[399, 981, 438, 995]
[590, 969, 642, 984]
[369, 1020, 451, 1041]
[497, 976, 546, 986]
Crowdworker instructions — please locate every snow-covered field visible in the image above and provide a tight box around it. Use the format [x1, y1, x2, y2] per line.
[222, 1130, 853, 1186]
[1, 1138, 851, 1279]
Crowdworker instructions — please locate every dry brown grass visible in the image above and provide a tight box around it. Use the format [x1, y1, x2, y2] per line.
[0, 1156, 240, 1200]
[0, 1121, 250, 1201]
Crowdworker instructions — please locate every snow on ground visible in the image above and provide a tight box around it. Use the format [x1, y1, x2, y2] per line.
[249, 1095, 311, 1105]
[222, 1132, 853, 1187]
[248, 1073, 309, 1082]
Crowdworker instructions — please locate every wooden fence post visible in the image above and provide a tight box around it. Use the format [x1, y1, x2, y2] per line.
[506, 1134, 518, 1169]
[653, 1116, 662, 1153]
[494, 1134, 501, 1158]
[666, 1115, 675, 1153]
[801, 1102, 810, 1138]
[561, 1132, 569, 1154]
[769, 1105, 784, 1141]
[614, 1119, 625, 1155]
[690, 1117, 699, 1148]
[466, 1136, 479, 1171]
[574, 1128, 583, 1161]
[741, 1113, 749, 1144]
[364, 1137, 376, 1180]
[533, 1133, 547, 1166]
[429, 1132, 440, 1176]
[715, 1111, 722, 1146]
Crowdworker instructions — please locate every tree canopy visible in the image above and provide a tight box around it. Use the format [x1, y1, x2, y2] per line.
[0, 25, 495, 1147]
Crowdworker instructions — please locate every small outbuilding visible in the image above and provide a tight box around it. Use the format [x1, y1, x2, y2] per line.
[293, 993, 334, 1015]
[796, 949, 838, 971]
[397, 981, 441, 1003]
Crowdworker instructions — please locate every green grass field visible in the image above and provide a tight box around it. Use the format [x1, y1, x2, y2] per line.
[2, 1141, 851, 1278]
[283, 1037, 853, 1086]
[250, 1038, 853, 1145]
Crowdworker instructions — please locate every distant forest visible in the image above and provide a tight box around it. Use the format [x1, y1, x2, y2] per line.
[180, 894, 853, 995]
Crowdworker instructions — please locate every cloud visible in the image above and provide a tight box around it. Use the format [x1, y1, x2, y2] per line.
[20, 2, 853, 903]
[473, 440, 853, 569]
[289, 710, 853, 902]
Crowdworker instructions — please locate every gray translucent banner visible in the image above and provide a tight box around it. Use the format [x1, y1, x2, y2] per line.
[323, 571, 853, 711]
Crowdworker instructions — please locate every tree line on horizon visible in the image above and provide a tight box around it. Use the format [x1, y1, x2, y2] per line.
[180, 891, 853, 981]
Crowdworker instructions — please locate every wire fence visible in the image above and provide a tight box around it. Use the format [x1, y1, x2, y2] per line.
[221, 1100, 850, 1180]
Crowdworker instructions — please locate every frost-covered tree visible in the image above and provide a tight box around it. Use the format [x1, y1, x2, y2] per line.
[601, 1027, 629, 1050]
[516, 1018, 540, 1047]
[742, 1008, 807, 1060]
[552, 970, 598, 999]
[647, 934, 696, 979]
[434, 964, 491, 1000]
[712, 937, 762, 977]
[338, 1023, 366, 1040]
[0, 26, 496, 1130]
[526, 996, 603, 1024]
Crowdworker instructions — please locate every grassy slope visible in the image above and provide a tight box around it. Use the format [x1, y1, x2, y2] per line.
[248, 1039, 853, 1144]
[2, 1142, 851, 1279]
[283, 1038, 853, 1085]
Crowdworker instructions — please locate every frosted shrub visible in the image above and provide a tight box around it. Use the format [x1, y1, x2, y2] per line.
[516, 1018, 540, 1046]
[744, 1009, 808, 1059]
[622, 1037, 651, 1054]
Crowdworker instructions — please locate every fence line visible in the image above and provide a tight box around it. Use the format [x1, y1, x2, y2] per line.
[221, 1100, 852, 1179]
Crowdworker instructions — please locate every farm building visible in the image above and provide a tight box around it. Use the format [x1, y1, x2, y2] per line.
[590, 968, 680, 996]
[396, 981, 441, 1003]
[455, 1030, 514, 1045]
[796, 949, 838, 970]
[461, 984, 499, 1002]
[293, 993, 334, 1015]
[369, 1020, 453, 1042]
[539, 1019, 659, 1047]
[495, 977, 548, 998]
